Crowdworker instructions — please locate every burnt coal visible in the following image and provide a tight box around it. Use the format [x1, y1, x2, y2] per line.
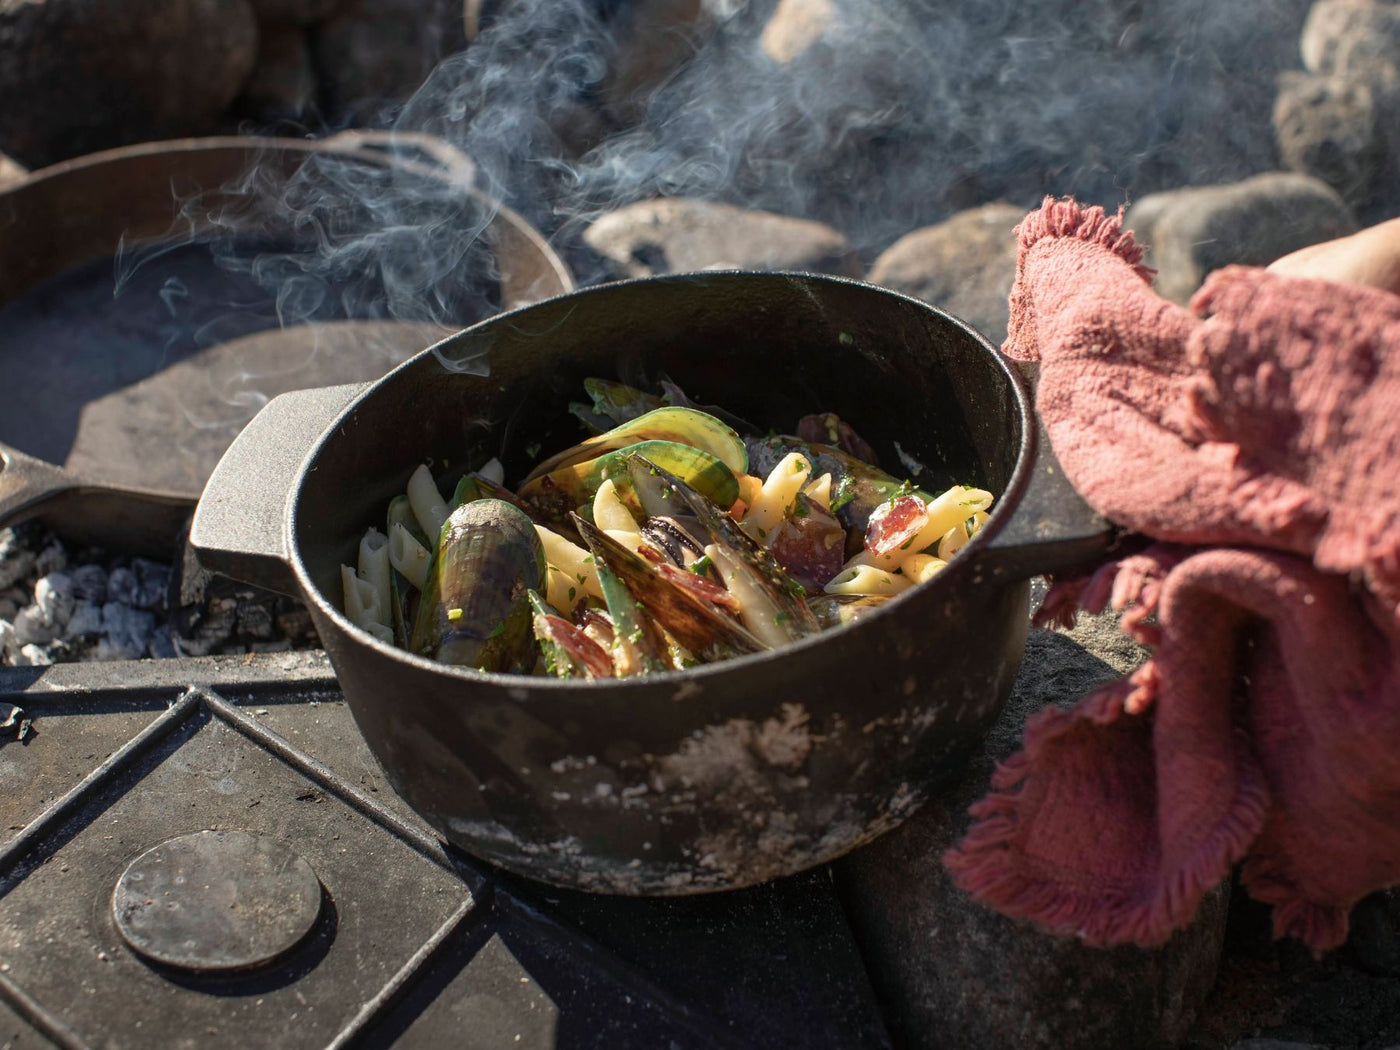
[0, 522, 319, 666]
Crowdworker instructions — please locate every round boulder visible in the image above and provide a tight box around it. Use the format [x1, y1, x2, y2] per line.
[866, 202, 1024, 347]
[0, 0, 259, 168]
[1274, 72, 1389, 208]
[1125, 172, 1357, 303]
[1301, 0, 1400, 83]
[582, 198, 861, 280]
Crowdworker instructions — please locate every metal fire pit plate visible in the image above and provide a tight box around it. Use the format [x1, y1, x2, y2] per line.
[113, 829, 323, 973]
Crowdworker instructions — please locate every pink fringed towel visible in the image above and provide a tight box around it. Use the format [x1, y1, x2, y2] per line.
[943, 198, 1400, 950]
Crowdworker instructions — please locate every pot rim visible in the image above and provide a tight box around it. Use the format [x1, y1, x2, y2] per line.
[286, 269, 1037, 691]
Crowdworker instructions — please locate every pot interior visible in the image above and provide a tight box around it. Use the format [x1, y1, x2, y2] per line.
[293, 272, 1026, 615]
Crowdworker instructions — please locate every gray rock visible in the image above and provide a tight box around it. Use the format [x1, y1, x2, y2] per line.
[0, 0, 259, 168]
[866, 203, 1025, 347]
[1126, 172, 1357, 304]
[760, 0, 835, 66]
[0, 620, 15, 660]
[838, 614, 1227, 1050]
[1301, 0, 1400, 83]
[0, 598, 14, 621]
[236, 21, 317, 121]
[33, 572, 75, 630]
[584, 198, 861, 280]
[1274, 72, 1390, 208]
[313, 0, 464, 125]
[0, 151, 25, 189]
[1347, 886, 1400, 976]
[600, 0, 719, 127]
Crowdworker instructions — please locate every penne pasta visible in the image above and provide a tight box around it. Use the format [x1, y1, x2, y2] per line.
[388, 522, 432, 590]
[358, 528, 392, 624]
[743, 452, 811, 543]
[824, 563, 912, 596]
[407, 464, 449, 541]
[900, 553, 948, 584]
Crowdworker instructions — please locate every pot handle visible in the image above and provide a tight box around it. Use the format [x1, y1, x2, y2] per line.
[0, 443, 77, 529]
[974, 414, 1120, 583]
[190, 382, 368, 597]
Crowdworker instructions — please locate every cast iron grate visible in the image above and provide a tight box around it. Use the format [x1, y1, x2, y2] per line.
[0, 656, 892, 1049]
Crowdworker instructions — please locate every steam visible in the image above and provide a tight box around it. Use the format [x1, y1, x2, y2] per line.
[117, 0, 1313, 336]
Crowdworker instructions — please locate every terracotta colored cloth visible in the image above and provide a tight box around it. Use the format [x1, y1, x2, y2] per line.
[943, 198, 1400, 950]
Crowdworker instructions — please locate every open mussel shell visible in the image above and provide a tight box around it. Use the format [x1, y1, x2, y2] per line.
[409, 498, 546, 672]
[649, 462, 821, 641]
[573, 515, 766, 665]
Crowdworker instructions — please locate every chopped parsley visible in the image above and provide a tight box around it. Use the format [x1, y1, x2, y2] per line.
[690, 553, 713, 575]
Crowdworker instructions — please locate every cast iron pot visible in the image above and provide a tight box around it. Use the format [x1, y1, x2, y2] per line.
[190, 271, 1114, 894]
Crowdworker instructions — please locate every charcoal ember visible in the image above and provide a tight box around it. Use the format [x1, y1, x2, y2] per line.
[1125, 172, 1357, 304]
[68, 563, 108, 604]
[105, 567, 138, 607]
[148, 625, 177, 660]
[0, 596, 15, 621]
[0, 0, 259, 168]
[97, 602, 156, 661]
[174, 596, 240, 657]
[583, 199, 862, 280]
[235, 597, 277, 640]
[33, 539, 66, 577]
[1274, 72, 1390, 208]
[33, 572, 75, 630]
[12, 605, 58, 647]
[866, 202, 1025, 347]
[130, 559, 171, 612]
[275, 605, 319, 644]
[0, 529, 36, 591]
[64, 601, 104, 640]
[15, 643, 53, 667]
[838, 615, 1226, 1050]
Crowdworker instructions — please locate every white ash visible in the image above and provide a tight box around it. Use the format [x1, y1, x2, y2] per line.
[0, 523, 319, 666]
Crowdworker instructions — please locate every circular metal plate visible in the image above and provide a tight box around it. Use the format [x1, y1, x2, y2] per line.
[113, 829, 323, 973]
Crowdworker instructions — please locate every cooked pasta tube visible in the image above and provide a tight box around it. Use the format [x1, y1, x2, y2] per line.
[407, 464, 449, 541]
[477, 457, 505, 485]
[388, 522, 431, 590]
[341, 564, 385, 627]
[593, 479, 640, 534]
[535, 525, 605, 602]
[823, 563, 912, 596]
[937, 522, 969, 559]
[545, 564, 588, 614]
[900, 553, 948, 584]
[743, 453, 811, 542]
[358, 528, 392, 621]
[803, 472, 833, 513]
[883, 485, 994, 559]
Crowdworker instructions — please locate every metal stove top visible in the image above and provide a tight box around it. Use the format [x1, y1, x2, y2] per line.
[0, 654, 892, 1049]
